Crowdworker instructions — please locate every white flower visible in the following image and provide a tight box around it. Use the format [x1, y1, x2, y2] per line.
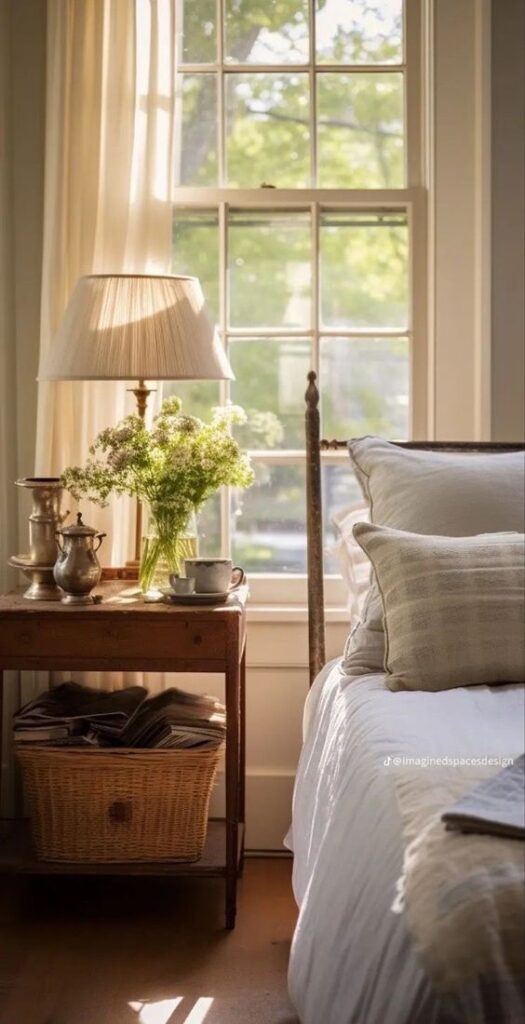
[170, 448, 190, 472]
[107, 449, 134, 471]
[174, 414, 200, 434]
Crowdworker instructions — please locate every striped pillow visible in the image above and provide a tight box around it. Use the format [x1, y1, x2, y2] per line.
[353, 523, 525, 692]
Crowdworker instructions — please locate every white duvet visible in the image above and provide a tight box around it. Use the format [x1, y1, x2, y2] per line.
[286, 662, 525, 1024]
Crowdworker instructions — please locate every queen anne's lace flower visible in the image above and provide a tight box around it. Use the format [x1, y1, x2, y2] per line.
[173, 415, 200, 434]
[60, 396, 266, 516]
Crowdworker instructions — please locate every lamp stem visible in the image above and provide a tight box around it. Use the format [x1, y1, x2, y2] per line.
[127, 379, 156, 565]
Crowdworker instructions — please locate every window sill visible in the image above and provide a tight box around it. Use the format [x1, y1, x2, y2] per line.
[244, 573, 346, 607]
[246, 603, 349, 624]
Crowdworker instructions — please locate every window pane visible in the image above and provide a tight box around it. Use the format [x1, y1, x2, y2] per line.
[161, 380, 221, 421]
[225, 0, 309, 64]
[178, 0, 216, 63]
[230, 337, 310, 448]
[232, 462, 306, 573]
[175, 75, 218, 186]
[226, 73, 310, 187]
[172, 210, 220, 322]
[317, 72, 404, 188]
[229, 210, 311, 328]
[320, 336, 409, 439]
[197, 492, 222, 556]
[316, 0, 403, 65]
[320, 210, 408, 329]
[322, 461, 364, 573]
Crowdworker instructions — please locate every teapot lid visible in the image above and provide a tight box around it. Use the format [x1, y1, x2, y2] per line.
[57, 512, 98, 536]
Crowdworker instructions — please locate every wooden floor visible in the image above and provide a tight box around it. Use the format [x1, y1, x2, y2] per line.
[0, 858, 299, 1024]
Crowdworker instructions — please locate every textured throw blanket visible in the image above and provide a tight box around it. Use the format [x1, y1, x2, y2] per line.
[391, 760, 525, 1022]
[442, 754, 525, 839]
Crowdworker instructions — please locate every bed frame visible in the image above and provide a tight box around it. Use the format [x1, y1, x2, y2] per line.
[305, 370, 525, 686]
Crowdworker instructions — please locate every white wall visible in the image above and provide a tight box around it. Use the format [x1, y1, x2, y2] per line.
[1, 0, 46, 569]
[490, 0, 525, 440]
[429, 0, 493, 439]
[0, 0, 18, 595]
[0, 0, 47, 816]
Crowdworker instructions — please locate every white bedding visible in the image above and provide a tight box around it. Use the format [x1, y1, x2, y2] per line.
[286, 661, 525, 1024]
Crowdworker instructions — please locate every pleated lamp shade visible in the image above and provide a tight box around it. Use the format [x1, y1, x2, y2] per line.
[38, 274, 233, 381]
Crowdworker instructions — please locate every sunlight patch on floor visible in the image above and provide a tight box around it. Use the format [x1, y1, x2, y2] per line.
[129, 996, 214, 1024]
[182, 997, 214, 1024]
[129, 998, 182, 1024]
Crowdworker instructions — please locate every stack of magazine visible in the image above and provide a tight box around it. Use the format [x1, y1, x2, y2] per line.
[13, 682, 226, 750]
[119, 690, 226, 750]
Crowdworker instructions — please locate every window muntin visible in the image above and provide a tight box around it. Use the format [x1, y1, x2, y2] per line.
[170, 1, 422, 576]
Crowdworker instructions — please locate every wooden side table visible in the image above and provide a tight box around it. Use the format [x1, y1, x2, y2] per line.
[0, 576, 247, 929]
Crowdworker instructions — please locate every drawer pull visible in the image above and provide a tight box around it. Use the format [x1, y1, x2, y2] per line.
[109, 800, 132, 823]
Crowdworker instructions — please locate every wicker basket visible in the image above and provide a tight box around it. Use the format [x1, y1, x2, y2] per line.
[16, 744, 223, 863]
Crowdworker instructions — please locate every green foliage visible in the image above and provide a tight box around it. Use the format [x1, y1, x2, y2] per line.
[61, 398, 256, 527]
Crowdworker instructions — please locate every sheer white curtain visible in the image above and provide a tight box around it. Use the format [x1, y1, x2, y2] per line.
[36, 0, 178, 565]
[35, 0, 178, 692]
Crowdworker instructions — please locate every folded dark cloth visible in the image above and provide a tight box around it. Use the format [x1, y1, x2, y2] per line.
[442, 755, 525, 840]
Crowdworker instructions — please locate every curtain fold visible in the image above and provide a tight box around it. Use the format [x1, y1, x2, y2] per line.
[36, 0, 178, 568]
[35, 0, 178, 693]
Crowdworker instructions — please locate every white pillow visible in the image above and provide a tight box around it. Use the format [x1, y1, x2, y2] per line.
[353, 522, 525, 692]
[348, 437, 525, 536]
[331, 502, 371, 621]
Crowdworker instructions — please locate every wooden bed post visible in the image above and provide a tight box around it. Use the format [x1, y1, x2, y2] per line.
[305, 372, 326, 686]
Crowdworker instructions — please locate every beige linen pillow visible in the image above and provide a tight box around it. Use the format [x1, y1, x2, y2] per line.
[353, 523, 525, 692]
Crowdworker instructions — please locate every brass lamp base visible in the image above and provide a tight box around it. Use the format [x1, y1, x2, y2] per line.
[126, 378, 156, 564]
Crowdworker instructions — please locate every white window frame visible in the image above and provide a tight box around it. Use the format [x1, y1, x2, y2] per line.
[172, 0, 427, 605]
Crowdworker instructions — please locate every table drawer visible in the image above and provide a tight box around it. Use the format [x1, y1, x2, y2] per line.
[0, 617, 228, 665]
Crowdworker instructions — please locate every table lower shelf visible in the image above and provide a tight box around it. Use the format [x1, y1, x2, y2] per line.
[0, 818, 244, 877]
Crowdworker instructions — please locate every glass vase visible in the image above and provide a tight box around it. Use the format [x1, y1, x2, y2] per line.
[139, 509, 198, 595]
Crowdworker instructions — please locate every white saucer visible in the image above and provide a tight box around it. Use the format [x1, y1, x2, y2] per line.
[162, 587, 240, 606]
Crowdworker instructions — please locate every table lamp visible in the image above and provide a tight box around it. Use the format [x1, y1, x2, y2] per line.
[38, 273, 233, 562]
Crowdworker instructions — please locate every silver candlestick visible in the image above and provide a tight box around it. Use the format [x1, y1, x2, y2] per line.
[9, 478, 69, 600]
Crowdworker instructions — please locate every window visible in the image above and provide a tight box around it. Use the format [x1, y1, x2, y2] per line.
[169, 0, 426, 578]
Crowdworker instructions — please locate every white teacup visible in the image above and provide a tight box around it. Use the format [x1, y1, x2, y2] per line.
[184, 558, 245, 594]
[169, 574, 196, 595]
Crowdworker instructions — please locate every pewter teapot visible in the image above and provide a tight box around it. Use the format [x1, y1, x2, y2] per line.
[54, 512, 106, 604]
